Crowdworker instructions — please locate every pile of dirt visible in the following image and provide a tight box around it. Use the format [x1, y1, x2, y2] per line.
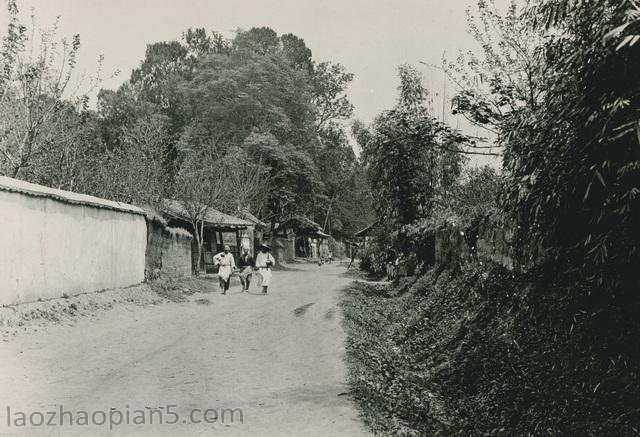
[340, 263, 640, 435]
[0, 276, 221, 340]
[0, 284, 161, 339]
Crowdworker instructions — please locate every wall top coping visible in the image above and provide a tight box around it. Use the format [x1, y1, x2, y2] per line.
[0, 175, 145, 216]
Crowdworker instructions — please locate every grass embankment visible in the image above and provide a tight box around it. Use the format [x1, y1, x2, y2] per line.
[340, 264, 640, 436]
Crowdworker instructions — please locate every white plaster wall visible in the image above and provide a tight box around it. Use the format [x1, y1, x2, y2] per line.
[0, 190, 147, 305]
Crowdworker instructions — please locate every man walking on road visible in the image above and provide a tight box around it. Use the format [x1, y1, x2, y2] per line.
[238, 246, 255, 292]
[214, 245, 235, 294]
[255, 244, 275, 295]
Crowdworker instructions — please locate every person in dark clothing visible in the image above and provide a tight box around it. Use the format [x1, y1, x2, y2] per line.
[238, 246, 255, 292]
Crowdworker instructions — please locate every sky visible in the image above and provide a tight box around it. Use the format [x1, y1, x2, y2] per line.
[3, 0, 500, 165]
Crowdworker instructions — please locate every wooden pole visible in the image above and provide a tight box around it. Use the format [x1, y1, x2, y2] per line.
[235, 228, 241, 258]
[323, 200, 333, 231]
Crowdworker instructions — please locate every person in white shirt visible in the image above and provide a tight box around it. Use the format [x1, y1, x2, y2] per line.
[213, 245, 235, 295]
[254, 244, 275, 295]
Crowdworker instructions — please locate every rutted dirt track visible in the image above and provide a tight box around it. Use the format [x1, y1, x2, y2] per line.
[0, 263, 369, 436]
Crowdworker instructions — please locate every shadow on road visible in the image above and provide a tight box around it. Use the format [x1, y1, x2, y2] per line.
[293, 302, 315, 316]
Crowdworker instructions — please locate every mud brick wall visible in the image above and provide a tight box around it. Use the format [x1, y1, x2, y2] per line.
[145, 220, 193, 279]
[272, 236, 295, 264]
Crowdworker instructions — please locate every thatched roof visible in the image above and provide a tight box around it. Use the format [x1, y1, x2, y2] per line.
[161, 199, 253, 229]
[241, 210, 267, 227]
[280, 215, 330, 238]
[138, 204, 168, 226]
[354, 222, 378, 237]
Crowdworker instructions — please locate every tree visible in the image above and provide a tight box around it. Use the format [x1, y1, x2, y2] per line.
[80, 113, 172, 205]
[280, 33, 313, 72]
[356, 64, 469, 265]
[19, 104, 101, 192]
[130, 41, 191, 106]
[328, 162, 374, 238]
[243, 131, 323, 226]
[172, 149, 268, 274]
[94, 25, 368, 241]
[0, 1, 88, 178]
[183, 27, 210, 57]
[311, 62, 354, 132]
[232, 27, 279, 55]
[177, 50, 314, 148]
[502, 0, 640, 290]
[96, 84, 143, 149]
[221, 146, 270, 216]
[443, 0, 546, 155]
[312, 123, 368, 237]
[173, 152, 230, 274]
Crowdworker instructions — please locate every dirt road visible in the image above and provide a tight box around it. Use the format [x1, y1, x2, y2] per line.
[0, 263, 369, 436]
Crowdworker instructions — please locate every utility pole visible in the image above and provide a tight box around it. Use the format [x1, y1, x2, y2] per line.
[441, 53, 447, 124]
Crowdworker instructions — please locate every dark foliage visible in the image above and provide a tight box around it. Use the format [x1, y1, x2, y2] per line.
[503, 0, 640, 292]
[341, 262, 640, 435]
[355, 65, 468, 269]
[344, 2, 640, 435]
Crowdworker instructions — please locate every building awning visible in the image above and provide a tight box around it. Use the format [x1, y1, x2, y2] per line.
[161, 199, 254, 229]
[281, 215, 330, 238]
[241, 210, 267, 228]
[354, 221, 378, 237]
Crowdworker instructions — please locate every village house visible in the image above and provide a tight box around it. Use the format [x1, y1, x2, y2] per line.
[267, 216, 331, 262]
[354, 222, 377, 247]
[239, 209, 267, 246]
[159, 200, 258, 274]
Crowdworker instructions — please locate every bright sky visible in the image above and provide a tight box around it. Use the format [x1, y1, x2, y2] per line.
[3, 0, 501, 165]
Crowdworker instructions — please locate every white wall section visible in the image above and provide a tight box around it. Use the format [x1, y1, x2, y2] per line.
[0, 176, 146, 305]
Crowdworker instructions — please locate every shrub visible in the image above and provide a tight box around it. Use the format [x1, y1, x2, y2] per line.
[341, 261, 640, 435]
[358, 240, 388, 276]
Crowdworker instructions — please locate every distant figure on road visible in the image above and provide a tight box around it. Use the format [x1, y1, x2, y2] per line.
[347, 243, 359, 270]
[214, 245, 235, 295]
[238, 246, 255, 292]
[255, 244, 275, 295]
